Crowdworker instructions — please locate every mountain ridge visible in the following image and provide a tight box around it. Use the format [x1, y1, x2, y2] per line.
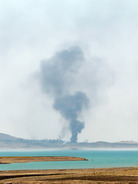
[0, 132, 138, 149]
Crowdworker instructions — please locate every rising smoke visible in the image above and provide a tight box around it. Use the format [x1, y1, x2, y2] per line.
[54, 92, 89, 142]
[38, 46, 89, 142]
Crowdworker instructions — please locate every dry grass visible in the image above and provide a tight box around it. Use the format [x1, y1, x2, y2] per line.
[0, 167, 138, 184]
[0, 156, 86, 164]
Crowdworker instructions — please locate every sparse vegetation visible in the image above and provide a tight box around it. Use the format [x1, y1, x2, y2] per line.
[0, 167, 138, 183]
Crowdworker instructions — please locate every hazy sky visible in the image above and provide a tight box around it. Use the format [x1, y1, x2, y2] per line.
[0, 0, 138, 142]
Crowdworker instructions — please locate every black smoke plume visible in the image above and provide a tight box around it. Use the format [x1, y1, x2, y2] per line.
[54, 92, 89, 142]
[38, 46, 89, 142]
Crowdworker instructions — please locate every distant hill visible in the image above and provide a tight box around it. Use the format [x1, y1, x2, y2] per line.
[0, 132, 138, 149]
[0, 132, 18, 141]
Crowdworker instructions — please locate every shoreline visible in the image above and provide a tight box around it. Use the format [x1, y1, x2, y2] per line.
[0, 167, 137, 183]
[0, 156, 137, 183]
[0, 156, 87, 164]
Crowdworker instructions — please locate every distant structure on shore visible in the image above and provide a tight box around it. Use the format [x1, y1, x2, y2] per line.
[0, 132, 138, 149]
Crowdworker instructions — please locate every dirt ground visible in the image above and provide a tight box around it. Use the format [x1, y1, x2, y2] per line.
[0, 167, 138, 184]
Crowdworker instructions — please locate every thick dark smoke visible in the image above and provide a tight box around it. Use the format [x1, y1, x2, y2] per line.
[38, 46, 89, 142]
[39, 46, 84, 97]
[54, 92, 89, 142]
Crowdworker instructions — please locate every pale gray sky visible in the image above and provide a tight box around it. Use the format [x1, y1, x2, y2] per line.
[0, 0, 138, 142]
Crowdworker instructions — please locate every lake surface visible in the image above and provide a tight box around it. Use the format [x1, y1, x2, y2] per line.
[0, 149, 138, 170]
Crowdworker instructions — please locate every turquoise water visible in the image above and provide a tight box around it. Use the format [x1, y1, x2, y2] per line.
[0, 149, 137, 170]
